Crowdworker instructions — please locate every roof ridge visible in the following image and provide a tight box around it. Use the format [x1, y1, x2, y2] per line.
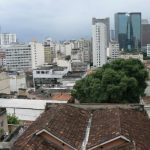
[81, 113, 93, 150]
[118, 108, 122, 135]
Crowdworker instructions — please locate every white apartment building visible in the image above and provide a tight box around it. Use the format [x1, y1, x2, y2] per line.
[92, 18, 110, 67]
[5, 44, 32, 71]
[30, 41, 45, 69]
[109, 41, 120, 60]
[71, 48, 83, 62]
[64, 41, 74, 56]
[5, 42, 45, 71]
[0, 33, 16, 45]
[33, 65, 69, 88]
[147, 44, 150, 57]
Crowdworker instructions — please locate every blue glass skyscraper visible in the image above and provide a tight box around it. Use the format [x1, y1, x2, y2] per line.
[115, 12, 141, 51]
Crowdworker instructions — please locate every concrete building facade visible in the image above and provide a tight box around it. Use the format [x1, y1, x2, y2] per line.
[0, 33, 16, 45]
[115, 12, 141, 51]
[44, 38, 56, 64]
[92, 18, 110, 67]
[147, 44, 150, 57]
[109, 41, 120, 60]
[30, 41, 45, 69]
[5, 44, 32, 71]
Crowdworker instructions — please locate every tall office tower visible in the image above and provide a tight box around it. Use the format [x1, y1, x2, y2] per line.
[142, 20, 150, 47]
[92, 18, 110, 67]
[0, 33, 16, 45]
[115, 12, 141, 51]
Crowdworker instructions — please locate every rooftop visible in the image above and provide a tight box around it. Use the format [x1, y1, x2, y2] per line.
[35, 65, 67, 71]
[142, 96, 150, 105]
[51, 93, 72, 101]
[13, 104, 150, 150]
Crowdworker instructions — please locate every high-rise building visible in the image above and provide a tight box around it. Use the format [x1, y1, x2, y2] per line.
[44, 38, 56, 64]
[30, 41, 45, 69]
[109, 41, 120, 60]
[147, 44, 150, 57]
[5, 44, 32, 71]
[115, 12, 141, 51]
[142, 20, 150, 47]
[0, 33, 16, 45]
[5, 42, 45, 71]
[92, 18, 110, 67]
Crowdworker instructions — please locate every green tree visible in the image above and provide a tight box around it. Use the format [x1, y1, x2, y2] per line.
[72, 58, 148, 103]
[7, 114, 20, 124]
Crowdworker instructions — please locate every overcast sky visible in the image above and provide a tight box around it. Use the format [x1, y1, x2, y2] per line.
[0, 0, 149, 42]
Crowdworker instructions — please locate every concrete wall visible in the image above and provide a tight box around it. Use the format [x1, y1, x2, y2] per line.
[0, 72, 10, 94]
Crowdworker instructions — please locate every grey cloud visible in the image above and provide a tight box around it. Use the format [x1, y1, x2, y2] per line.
[0, 0, 149, 42]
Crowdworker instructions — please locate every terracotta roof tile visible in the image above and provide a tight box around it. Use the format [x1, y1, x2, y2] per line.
[13, 105, 90, 150]
[13, 105, 150, 150]
[87, 108, 150, 150]
[52, 93, 72, 101]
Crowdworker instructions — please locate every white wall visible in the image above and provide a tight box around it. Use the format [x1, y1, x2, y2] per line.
[92, 22, 107, 67]
[56, 59, 72, 71]
[147, 44, 150, 57]
[65, 42, 74, 56]
[30, 42, 45, 69]
[0, 72, 10, 94]
[9, 75, 27, 92]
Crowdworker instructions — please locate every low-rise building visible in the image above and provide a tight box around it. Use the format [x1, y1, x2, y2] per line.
[33, 65, 69, 88]
[120, 53, 143, 62]
[13, 104, 150, 150]
[0, 72, 10, 94]
[9, 72, 26, 92]
[0, 71, 27, 94]
[0, 108, 9, 138]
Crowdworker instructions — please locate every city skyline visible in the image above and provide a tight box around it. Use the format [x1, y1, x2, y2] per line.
[0, 0, 150, 42]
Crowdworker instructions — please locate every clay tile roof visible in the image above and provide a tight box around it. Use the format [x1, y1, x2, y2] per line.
[87, 108, 121, 149]
[87, 108, 150, 150]
[25, 135, 63, 150]
[108, 142, 135, 150]
[13, 105, 150, 150]
[13, 105, 90, 150]
[52, 93, 72, 101]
